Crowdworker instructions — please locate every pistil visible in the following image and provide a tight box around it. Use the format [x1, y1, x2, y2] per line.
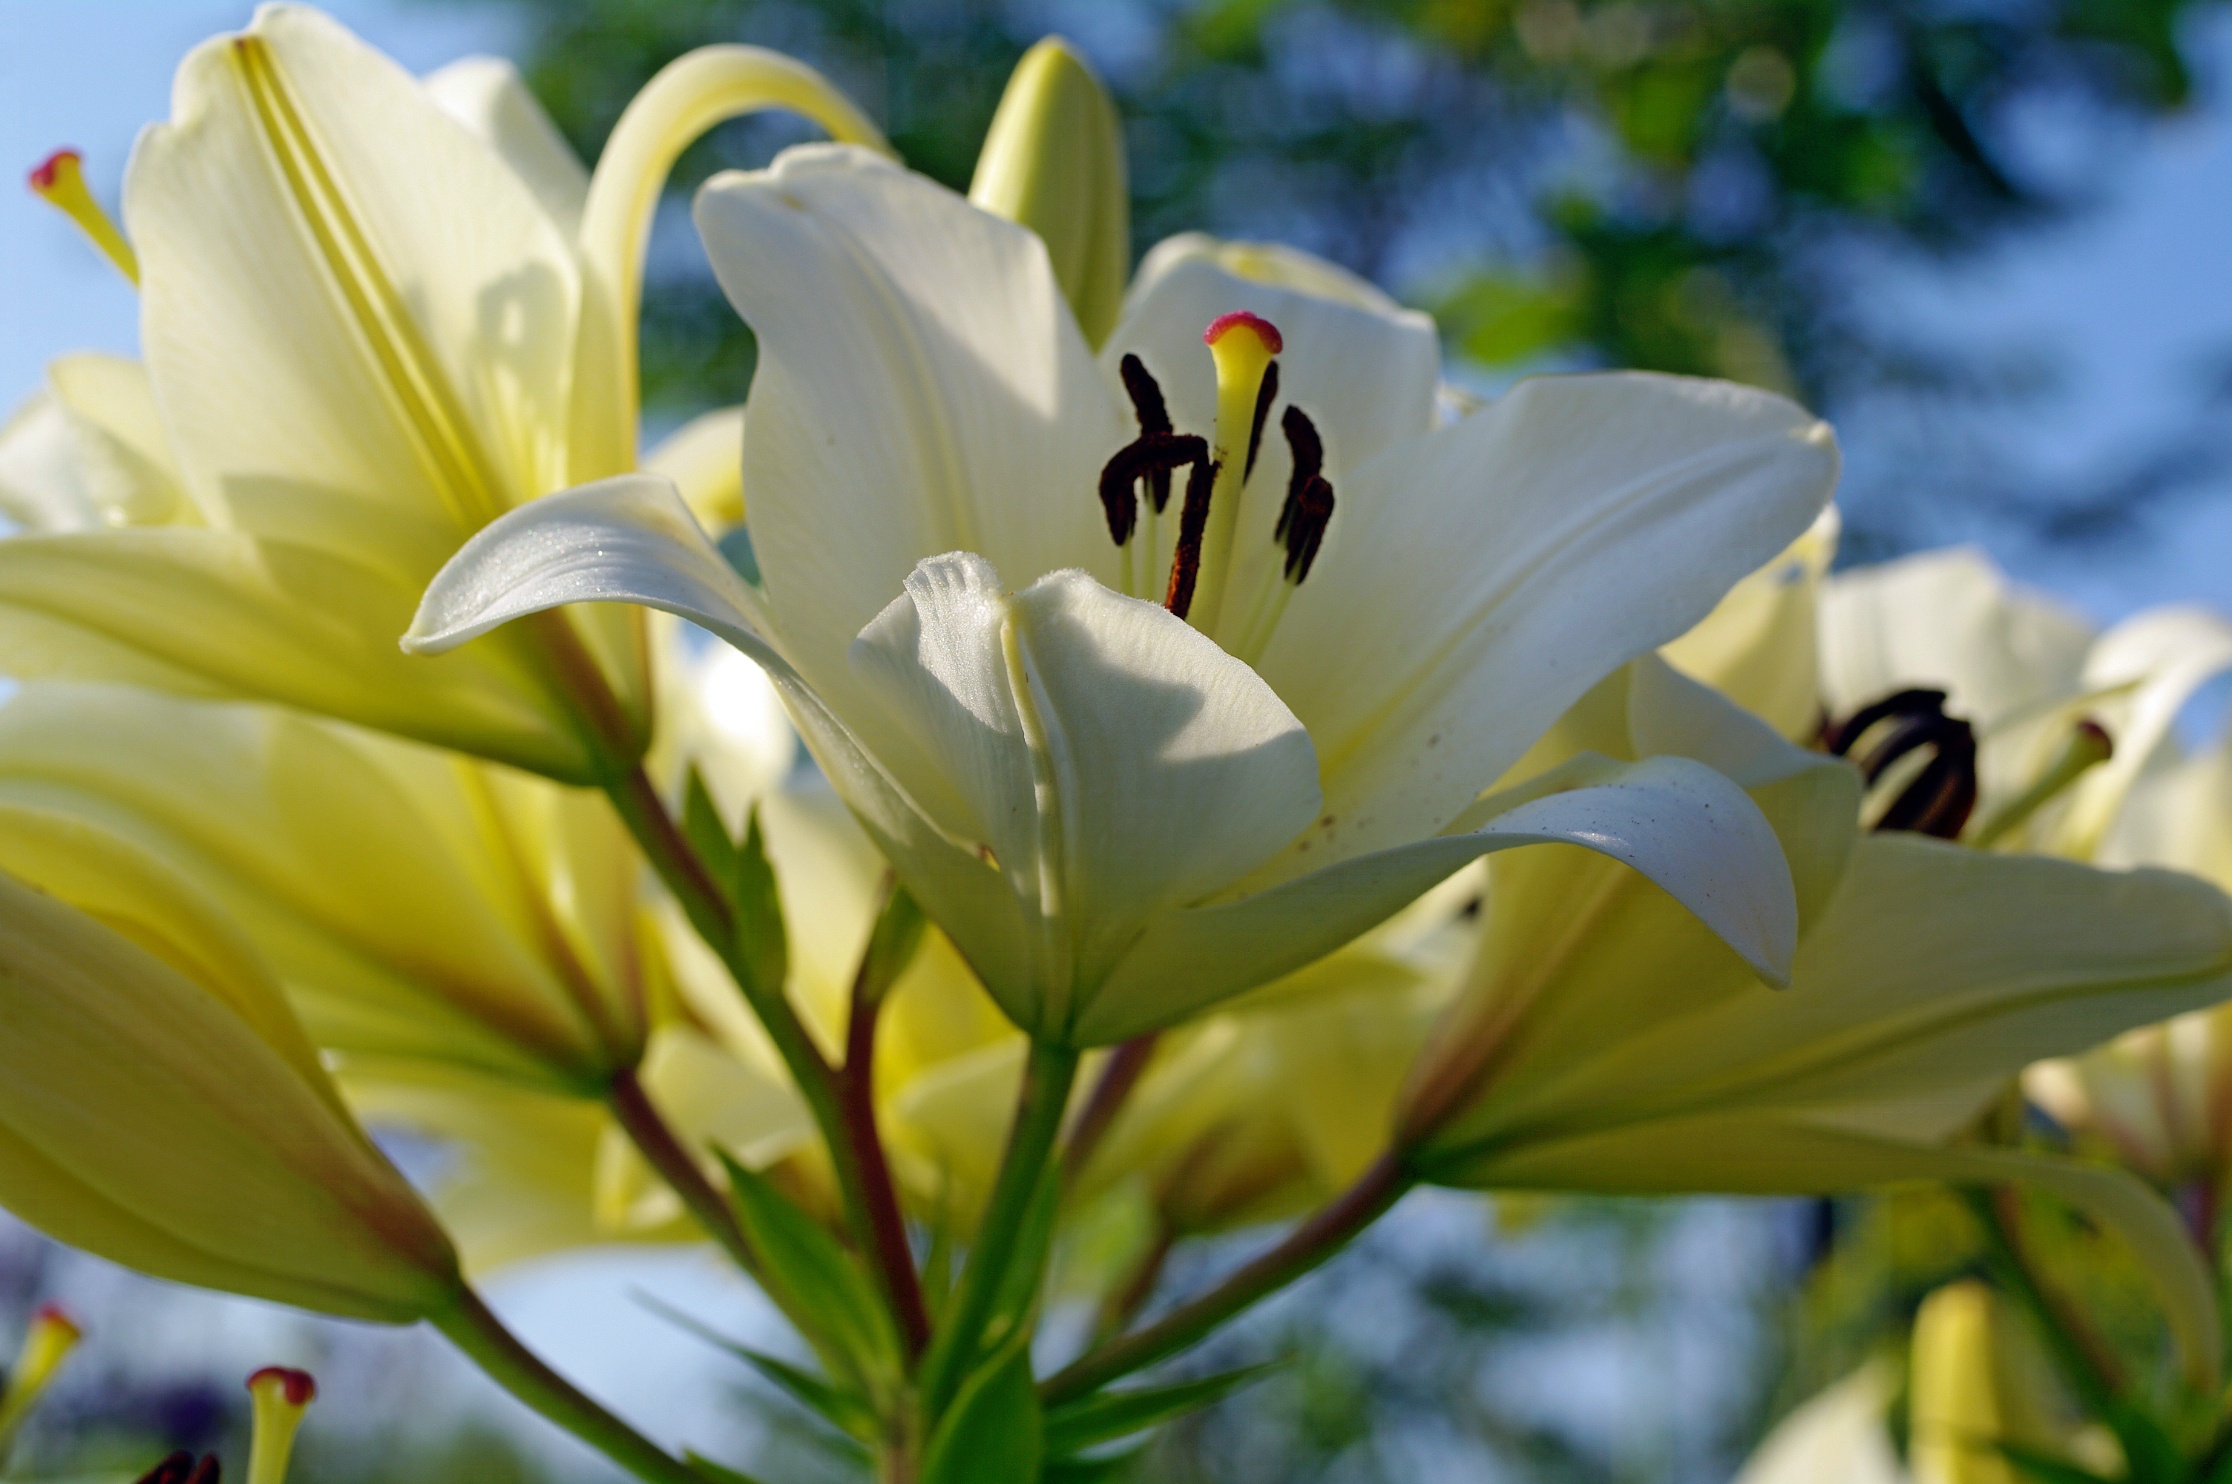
[28, 151, 139, 285]
[1188, 311, 1283, 637]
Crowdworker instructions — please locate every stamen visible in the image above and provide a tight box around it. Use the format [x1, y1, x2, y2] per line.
[244, 1367, 315, 1484]
[1967, 718, 2113, 848]
[1118, 353, 1176, 515]
[1162, 455, 1218, 620]
[1245, 360, 1279, 481]
[1187, 312, 1284, 636]
[1229, 406, 1336, 663]
[136, 1454, 218, 1484]
[28, 150, 139, 285]
[1096, 432, 1206, 546]
[1824, 689, 1979, 840]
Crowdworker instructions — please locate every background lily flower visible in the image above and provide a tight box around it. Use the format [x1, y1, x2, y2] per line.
[1399, 658, 2232, 1387]
[0, 683, 647, 1094]
[408, 143, 1840, 1045]
[0, 5, 882, 786]
[0, 830, 460, 1323]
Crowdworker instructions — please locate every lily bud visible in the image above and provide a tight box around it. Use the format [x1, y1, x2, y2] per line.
[968, 38, 1129, 347]
[0, 1303, 80, 1459]
[0, 854, 461, 1323]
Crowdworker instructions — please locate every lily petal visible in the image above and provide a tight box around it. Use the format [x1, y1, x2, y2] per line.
[691, 144, 1128, 704]
[128, 6, 579, 560]
[1083, 750, 1795, 1044]
[848, 554, 1322, 1029]
[421, 55, 589, 239]
[1255, 371, 1838, 875]
[2056, 605, 2232, 856]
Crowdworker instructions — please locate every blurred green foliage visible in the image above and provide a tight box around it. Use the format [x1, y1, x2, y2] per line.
[481, 0, 2218, 431]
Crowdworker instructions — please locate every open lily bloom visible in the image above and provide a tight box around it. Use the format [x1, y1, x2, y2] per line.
[0, 5, 881, 783]
[1402, 657, 2232, 1386]
[410, 144, 1841, 1044]
[0, 683, 648, 1094]
[1817, 548, 2232, 856]
[0, 831, 459, 1322]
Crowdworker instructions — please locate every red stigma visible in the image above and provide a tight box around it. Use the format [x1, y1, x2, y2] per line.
[30, 1301, 80, 1338]
[1204, 310, 1282, 354]
[29, 149, 79, 193]
[248, 1365, 317, 1405]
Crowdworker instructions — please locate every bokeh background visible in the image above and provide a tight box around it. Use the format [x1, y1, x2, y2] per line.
[2, 1, 2230, 1479]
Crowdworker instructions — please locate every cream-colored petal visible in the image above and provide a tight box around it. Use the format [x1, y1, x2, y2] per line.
[1084, 750, 1796, 1045]
[692, 144, 1127, 709]
[128, 6, 580, 566]
[2052, 605, 2232, 857]
[0, 872, 458, 1321]
[1254, 371, 1838, 875]
[1734, 1367, 1905, 1484]
[0, 526, 603, 780]
[1663, 506, 1838, 739]
[421, 55, 589, 238]
[644, 405, 745, 530]
[1818, 547, 2093, 730]
[847, 554, 1323, 1035]
[0, 684, 641, 1090]
[0, 358, 192, 533]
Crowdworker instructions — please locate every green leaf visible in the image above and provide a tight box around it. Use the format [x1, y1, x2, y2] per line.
[681, 765, 738, 890]
[1042, 1451, 1147, 1484]
[2100, 1402, 2192, 1484]
[635, 1292, 880, 1442]
[854, 883, 927, 1008]
[715, 1150, 897, 1387]
[729, 806, 788, 1002]
[684, 1450, 777, 1484]
[920, 1339, 1043, 1484]
[1043, 1364, 1276, 1456]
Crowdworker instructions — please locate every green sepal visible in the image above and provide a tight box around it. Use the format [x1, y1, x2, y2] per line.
[729, 806, 788, 1002]
[715, 1150, 898, 1388]
[920, 1338, 1043, 1484]
[855, 882, 928, 1008]
[1042, 1362, 1277, 1457]
[638, 1293, 881, 1444]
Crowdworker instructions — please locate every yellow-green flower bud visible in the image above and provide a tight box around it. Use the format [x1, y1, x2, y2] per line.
[969, 37, 1129, 347]
[0, 853, 462, 1324]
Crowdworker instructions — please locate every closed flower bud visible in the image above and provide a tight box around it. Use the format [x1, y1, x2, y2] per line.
[0, 852, 461, 1323]
[969, 38, 1129, 347]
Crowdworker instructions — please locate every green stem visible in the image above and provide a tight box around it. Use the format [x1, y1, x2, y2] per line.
[918, 1041, 1079, 1411]
[607, 1068, 760, 1279]
[1965, 1187, 2125, 1417]
[436, 1287, 706, 1484]
[1063, 1033, 1157, 1182]
[1042, 1152, 1411, 1406]
[604, 767, 913, 1344]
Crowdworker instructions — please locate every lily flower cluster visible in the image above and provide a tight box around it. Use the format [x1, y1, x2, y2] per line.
[8, 7, 2232, 1481]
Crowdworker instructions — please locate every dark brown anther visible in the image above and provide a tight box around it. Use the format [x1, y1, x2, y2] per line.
[1273, 405, 1324, 543]
[136, 1453, 218, 1484]
[1119, 353, 1176, 514]
[1244, 359, 1279, 481]
[1163, 455, 1219, 619]
[1097, 432, 1207, 546]
[1282, 475, 1335, 581]
[1824, 688, 1980, 840]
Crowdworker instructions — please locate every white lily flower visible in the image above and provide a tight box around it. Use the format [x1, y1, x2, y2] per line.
[409, 145, 1840, 1045]
[0, 5, 881, 783]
